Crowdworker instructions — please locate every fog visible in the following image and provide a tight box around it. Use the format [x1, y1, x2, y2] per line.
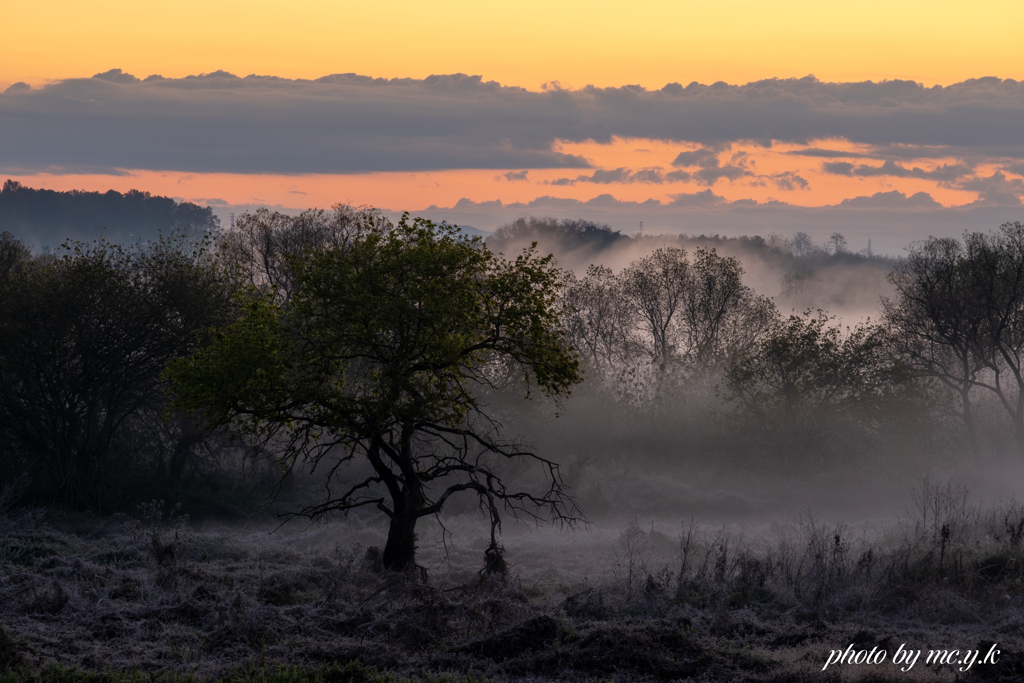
[7, 209, 1024, 680]
[443, 217, 1024, 544]
[486, 217, 895, 323]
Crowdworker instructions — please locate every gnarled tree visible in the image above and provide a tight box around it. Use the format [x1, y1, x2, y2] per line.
[167, 216, 582, 572]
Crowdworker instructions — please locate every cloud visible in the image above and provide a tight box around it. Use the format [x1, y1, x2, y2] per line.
[672, 149, 720, 168]
[2, 72, 1023, 174]
[405, 191, 1024, 259]
[837, 191, 942, 208]
[956, 172, 1024, 206]
[428, 194, 671, 214]
[823, 159, 974, 180]
[3, 82, 30, 95]
[787, 148, 871, 159]
[770, 172, 809, 191]
[631, 169, 665, 184]
[583, 168, 635, 184]
[92, 68, 141, 85]
[501, 170, 529, 181]
[669, 189, 729, 206]
[671, 148, 752, 186]
[0, 71, 591, 174]
[548, 167, 670, 186]
[823, 162, 856, 175]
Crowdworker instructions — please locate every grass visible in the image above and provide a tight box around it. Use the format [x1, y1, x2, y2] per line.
[2, 481, 1024, 681]
[0, 660, 492, 683]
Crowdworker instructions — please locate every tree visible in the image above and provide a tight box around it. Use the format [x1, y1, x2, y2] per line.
[0, 231, 29, 278]
[882, 237, 988, 458]
[561, 264, 641, 375]
[167, 216, 582, 573]
[0, 179, 219, 245]
[0, 232, 229, 507]
[791, 232, 818, 257]
[724, 311, 911, 463]
[216, 205, 385, 301]
[678, 248, 776, 365]
[964, 223, 1024, 456]
[883, 223, 1024, 458]
[621, 247, 690, 364]
[829, 232, 849, 255]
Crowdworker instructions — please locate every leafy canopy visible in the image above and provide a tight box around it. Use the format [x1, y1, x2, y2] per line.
[169, 216, 578, 435]
[167, 216, 581, 569]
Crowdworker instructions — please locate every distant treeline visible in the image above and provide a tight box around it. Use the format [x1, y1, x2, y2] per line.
[489, 216, 899, 316]
[488, 216, 896, 266]
[0, 180, 218, 246]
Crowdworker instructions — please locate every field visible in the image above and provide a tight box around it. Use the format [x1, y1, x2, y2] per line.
[3, 479, 1024, 682]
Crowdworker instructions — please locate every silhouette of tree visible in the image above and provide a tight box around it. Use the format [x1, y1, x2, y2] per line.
[0, 232, 228, 507]
[725, 311, 911, 462]
[167, 216, 582, 572]
[884, 223, 1024, 458]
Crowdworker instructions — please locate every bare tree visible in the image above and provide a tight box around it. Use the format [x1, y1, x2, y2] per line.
[966, 223, 1024, 456]
[883, 237, 988, 458]
[621, 247, 690, 364]
[679, 248, 776, 365]
[217, 205, 386, 300]
[884, 224, 1024, 459]
[829, 232, 849, 255]
[561, 265, 641, 374]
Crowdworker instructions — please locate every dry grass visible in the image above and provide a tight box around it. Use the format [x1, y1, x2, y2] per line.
[1, 483, 1024, 681]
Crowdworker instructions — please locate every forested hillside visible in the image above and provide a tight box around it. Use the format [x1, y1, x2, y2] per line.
[0, 180, 218, 246]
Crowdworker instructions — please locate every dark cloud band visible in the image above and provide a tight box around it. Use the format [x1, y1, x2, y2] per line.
[1, 70, 1023, 174]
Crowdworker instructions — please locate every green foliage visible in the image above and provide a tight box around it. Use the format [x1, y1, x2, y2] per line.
[170, 215, 578, 438]
[0, 230, 230, 509]
[723, 310, 917, 463]
[168, 215, 581, 570]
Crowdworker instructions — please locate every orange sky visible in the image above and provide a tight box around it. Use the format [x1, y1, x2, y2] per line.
[4, 1, 1022, 92]
[4, 1, 1022, 213]
[4, 138, 992, 212]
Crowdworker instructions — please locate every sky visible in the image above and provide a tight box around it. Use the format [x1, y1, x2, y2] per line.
[3, 1, 1023, 253]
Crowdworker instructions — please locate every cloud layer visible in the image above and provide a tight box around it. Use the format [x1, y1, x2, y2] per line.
[2, 70, 1024, 174]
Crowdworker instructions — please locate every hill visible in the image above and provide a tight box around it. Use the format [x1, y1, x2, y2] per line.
[0, 180, 218, 247]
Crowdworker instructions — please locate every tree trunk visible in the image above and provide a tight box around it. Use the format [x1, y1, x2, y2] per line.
[1014, 414, 1024, 459]
[959, 386, 981, 460]
[376, 430, 426, 573]
[166, 438, 191, 493]
[57, 445, 92, 510]
[382, 513, 419, 572]
[164, 415, 207, 495]
[166, 432, 202, 493]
